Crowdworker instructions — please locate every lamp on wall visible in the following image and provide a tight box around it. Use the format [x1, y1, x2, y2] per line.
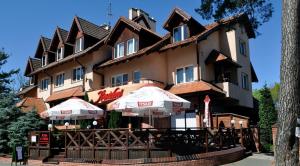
[48, 124, 53, 131]
[239, 120, 243, 128]
[65, 122, 70, 130]
[93, 120, 98, 129]
[203, 118, 208, 128]
[230, 119, 236, 128]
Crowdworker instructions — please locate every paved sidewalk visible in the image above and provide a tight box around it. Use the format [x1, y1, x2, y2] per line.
[223, 153, 274, 166]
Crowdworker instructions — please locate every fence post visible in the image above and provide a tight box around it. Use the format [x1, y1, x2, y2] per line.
[219, 129, 223, 150]
[64, 131, 67, 158]
[108, 130, 111, 159]
[93, 130, 95, 160]
[147, 129, 150, 158]
[205, 128, 208, 152]
[240, 128, 244, 147]
[126, 129, 129, 159]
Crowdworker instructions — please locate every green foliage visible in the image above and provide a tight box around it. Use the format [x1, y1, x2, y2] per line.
[195, 0, 273, 35]
[258, 84, 277, 152]
[79, 119, 93, 129]
[270, 82, 280, 105]
[0, 49, 19, 94]
[108, 110, 122, 129]
[253, 89, 262, 101]
[84, 92, 89, 102]
[7, 110, 46, 149]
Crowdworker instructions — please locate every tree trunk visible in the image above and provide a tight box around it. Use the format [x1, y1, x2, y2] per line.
[275, 0, 300, 165]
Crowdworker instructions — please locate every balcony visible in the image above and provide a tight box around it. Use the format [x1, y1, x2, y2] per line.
[216, 82, 240, 100]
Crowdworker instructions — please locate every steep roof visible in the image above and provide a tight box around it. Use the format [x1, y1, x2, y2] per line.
[34, 36, 52, 58]
[163, 7, 205, 32]
[66, 16, 109, 42]
[205, 49, 241, 68]
[49, 27, 70, 50]
[24, 57, 41, 76]
[105, 16, 161, 45]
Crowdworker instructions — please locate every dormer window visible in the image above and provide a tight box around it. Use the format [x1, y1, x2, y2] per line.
[114, 42, 125, 59]
[56, 47, 64, 61]
[127, 38, 138, 55]
[173, 24, 189, 42]
[41, 55, 47, 67]
[75, 37, 84, 53]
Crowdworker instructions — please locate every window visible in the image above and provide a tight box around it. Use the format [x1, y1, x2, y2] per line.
[114, 42, 125, 59]
[41, 55, 47, 67]
[72, 67, 84, 82]
[241, 72, 249, 90]
[173, 25, 189, 42]
[41, 79, 49, 91]
[176, 66, 194, 84]
[56, 47, 64, 61]
[133, 71, 141, 83]
[127, 38, 138, 55]
[239, 40, 246, 56]
[29, 76, 35, 85]
[75, 37, 84, 53]
[55, 73, 64, 87]
[111, 74, 128, 87]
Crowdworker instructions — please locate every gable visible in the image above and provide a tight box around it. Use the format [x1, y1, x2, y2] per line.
[66, 18, 81, 44]
[107, 22, 140, 46]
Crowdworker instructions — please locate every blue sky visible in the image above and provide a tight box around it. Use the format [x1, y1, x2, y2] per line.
[0, 0, 281, 90]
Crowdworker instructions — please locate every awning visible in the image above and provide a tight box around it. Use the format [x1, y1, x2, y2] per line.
[16, 97, 47, 114]
[17, 85, 37, 96]
[168, 81, 225, 95]
[205, 49, 241, 68]
[88, 82, 165, 105]
[46, 86, 84, 102]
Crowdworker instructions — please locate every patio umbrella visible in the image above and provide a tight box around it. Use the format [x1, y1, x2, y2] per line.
[108, 86, 191, 127]
[41, 97, 104, 120]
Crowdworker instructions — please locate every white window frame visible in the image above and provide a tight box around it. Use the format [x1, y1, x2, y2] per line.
[114, 42, 125, 59]
[173, 24, 188, 42]
[127, 38, 137, 55]
[56, 47, 64, 61]
[111, 73, 128, 87]
[75, 37, 84, 53]
[41, 78, 49, 91]
[241, 72, 249, 90]
[55, 72, 65, 87]
[175, 65, 194, 84]
[29, 76, 34, 85]
[133, 70, 141, 83]
[72, 67, 84, 83]
[41, 55, 47, 67]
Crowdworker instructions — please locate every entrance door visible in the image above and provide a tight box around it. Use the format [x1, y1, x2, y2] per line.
[171, 112, 196, 130]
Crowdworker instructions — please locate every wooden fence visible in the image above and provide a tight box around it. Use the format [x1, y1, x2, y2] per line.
[29, 127, 255, 161]
[28, 131, 51, 159]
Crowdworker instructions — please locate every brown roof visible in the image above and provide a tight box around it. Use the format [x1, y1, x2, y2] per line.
[251, 63, 258, 82]
[58, 27, 69, 42]
[168, 81, 224, 95]
[45, 86, 84, 102]
[205, 49, 241, 67]
[160, 13, 255, 52]
[41, 36, 51, 50]
[105, 16, 161, 45]
[28, 37, 106, 76]
[16, 97, 47, 114]
[24, 57, 41, 76]
[17, 85, 37, 96]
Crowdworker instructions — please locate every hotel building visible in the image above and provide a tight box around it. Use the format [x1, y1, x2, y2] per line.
[18, 7, 258, 129]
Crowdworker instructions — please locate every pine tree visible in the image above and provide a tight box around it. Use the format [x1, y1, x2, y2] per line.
[195, 0, 273, 35]
[258, 84, 277, 152]
[7, 110, 46, 149]
[0, 49, 20, 153]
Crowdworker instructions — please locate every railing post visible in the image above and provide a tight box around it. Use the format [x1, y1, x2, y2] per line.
[93, 130, 95, 160]
[232, 128, 236, 147]
[64, 131, 67, 158]
[219, 129, 223, 150]
[78, 131, 81, 158]
[240, 128, 244, 147]
[108, 130, 111, 159]
[126, 129, 129, 159]
[205, 128, 208, 152]
[147, 129, 150, 158]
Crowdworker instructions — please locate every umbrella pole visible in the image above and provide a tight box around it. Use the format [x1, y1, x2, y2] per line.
[148, 109, 151, 128]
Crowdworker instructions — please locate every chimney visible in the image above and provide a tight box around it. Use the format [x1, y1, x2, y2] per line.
[129, 8, 156, 32]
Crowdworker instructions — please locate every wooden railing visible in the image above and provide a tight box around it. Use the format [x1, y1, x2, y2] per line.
[28, 127, 255, 160]
[63, 128, 239, 160]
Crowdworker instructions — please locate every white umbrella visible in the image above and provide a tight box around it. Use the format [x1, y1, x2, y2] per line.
[109, 86, 191, 127]
[41, 97, 104, 120]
